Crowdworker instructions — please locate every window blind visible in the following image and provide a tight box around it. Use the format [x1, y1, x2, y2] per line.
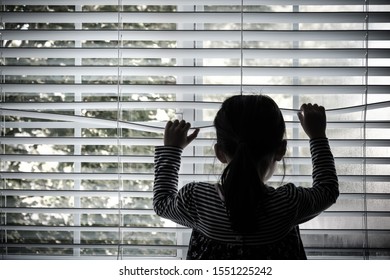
[1, 0, 389, 260]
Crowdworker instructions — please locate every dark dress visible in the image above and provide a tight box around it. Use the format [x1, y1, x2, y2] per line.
[187, 226, 307, 260]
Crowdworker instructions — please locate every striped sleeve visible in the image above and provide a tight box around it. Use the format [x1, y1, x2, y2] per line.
[291, 137, 339, 224]
[153, 145, 197, 228]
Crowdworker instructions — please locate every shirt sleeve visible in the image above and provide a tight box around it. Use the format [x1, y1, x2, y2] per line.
[289, 138, 339, 224]
[153, 145, 197, 228]
[153, 138, 339, 229]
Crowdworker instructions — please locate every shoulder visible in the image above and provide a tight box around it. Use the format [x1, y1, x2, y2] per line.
[179, 181, 223, 205]
[180, 181, 217, 196]
[265, 183, 302, 204]
[267, 183, 298, 195]
[178, 181, 216, 195]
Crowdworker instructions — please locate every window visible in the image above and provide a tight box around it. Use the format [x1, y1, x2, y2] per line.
[1, 0, 389, 260]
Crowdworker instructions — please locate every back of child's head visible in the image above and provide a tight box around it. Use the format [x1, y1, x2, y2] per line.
[213, 94, 286, 233]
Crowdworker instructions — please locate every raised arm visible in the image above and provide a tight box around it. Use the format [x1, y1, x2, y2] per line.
[153, 120, 199, 226]
[293, 104, 339, 223]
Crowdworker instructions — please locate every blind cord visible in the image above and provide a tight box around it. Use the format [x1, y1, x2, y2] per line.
[1, 0, 6, 260]
[116, 0, 123, 261]
[362, 0, 370, 260]
[240, 0, 244, 95]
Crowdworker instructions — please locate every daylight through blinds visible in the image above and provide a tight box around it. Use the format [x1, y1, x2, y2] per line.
[1, 0, 390, 260]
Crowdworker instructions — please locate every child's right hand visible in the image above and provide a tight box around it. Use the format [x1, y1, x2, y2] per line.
[164, 119, 200, 149]
[297, 103, 327, 139]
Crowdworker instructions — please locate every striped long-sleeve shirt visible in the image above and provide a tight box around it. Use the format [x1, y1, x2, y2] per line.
[153, 138, 339, 257]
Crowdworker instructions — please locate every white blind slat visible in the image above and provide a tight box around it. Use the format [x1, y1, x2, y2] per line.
[3, 120, 389, 130]
[2, 0, 390, 5]
[3, 30, 390, 41]
[2, 100, 390, 112]
[3, 48, 390, 59]
[2, 84, 388, 95]
[2, 155, 390, 165]
[2, 66, 389, 77]
[2, 225, 389, 235]
[3, 207, 390, 217]
[1, 172, 389, 183]
[3, 12, 390, 24]
[3, 190, 390, 200]
[1, 136, 389, 147]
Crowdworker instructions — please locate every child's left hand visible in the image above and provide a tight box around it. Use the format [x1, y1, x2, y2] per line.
[164, 120, 200, 149]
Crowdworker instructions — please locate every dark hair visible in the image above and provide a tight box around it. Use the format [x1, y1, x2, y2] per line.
[213, 95, 286, 233]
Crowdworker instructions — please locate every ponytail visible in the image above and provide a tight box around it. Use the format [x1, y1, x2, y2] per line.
[221, 142, 267, 233]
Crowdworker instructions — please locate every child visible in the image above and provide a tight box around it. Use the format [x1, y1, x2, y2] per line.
[153, 95, 339, 259]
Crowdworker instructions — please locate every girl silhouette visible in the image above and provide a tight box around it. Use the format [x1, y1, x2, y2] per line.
[153, 95, 339, 259]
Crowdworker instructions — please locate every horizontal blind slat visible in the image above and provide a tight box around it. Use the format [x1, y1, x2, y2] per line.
[2, 207, 155, 215]
[3, 12, 389, 24]
[3, 101, 389, 112]
[2, 225, 191, 232]
[3, 48, 390, 59]
[3, 190, 390, 199]
[3, 225, 390, 235]
[1, 173, 389, 182]
[2, 190, 153, 197]
[1, 137, 389, 147]
[2, 66, 389, 76]
[1, 155, 390, 165]
[3, 121, 390, 130]
[2, 84, 389, 95]
[3, 30, 389, 41]
[2, 243, 188, 250]
[2, 0, 390, 5]
[3, 207, 390, 216]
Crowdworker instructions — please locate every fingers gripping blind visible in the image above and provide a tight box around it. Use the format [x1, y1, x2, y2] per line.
[1, 0, 389, 260]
